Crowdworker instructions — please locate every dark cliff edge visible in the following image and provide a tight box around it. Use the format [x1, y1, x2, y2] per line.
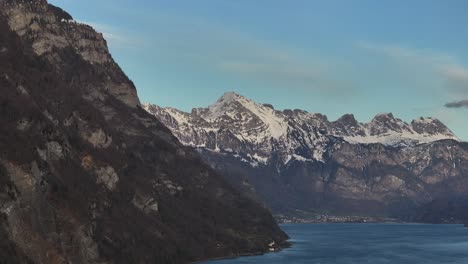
[0, 1, 288, 263]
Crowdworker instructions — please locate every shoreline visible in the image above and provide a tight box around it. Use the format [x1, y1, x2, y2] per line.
[194, 221, 466, 263]
[275, 214, 468, 225]
[194, 241, 291, 264]
[197, 223, 468, 264]
[276, 215, 401, 224]
[278, 219, 468, 225]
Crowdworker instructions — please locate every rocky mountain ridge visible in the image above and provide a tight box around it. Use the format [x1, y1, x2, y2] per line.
[145, 92, 468, 221]
[144, 92, 459, 165]
[0, 1, 287, 263]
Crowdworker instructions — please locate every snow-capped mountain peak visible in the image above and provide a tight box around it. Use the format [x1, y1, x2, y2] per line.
[144, 92, 460, 165]
[411, 117, 455, 137]
[199, 92, 288, 140]
[367, 112, 413, 135]
[202, 92, 243, 121]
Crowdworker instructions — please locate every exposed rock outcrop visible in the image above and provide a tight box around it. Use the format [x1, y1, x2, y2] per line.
[2, 0, 139, 108]
[0, 1, 287, 263]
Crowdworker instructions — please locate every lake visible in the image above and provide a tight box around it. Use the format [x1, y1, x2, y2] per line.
[205, 223, 468, 264]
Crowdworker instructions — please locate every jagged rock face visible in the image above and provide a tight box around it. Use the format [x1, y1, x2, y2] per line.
[0, 2, 287, 264]
[2, 0, 140, 108]
[145, 92, 468, 220]
[330, 114, 366, 137]
[194, 140, 468, 219]
[145, 92, 460, 165]
[411, 117, 454, 136]
[145, 92, 332, 163]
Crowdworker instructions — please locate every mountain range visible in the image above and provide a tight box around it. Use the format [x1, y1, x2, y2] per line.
[145, 92, 468, 221]
[2, 1, 468, 263]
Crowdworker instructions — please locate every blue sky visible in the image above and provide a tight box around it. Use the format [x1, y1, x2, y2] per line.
[50, 0, 468, 140]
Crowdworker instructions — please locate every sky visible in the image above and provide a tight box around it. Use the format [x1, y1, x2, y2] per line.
[49, 0, 468, 140]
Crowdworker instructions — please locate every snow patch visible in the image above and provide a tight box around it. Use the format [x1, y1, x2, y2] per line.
[142, 93, 462, 167]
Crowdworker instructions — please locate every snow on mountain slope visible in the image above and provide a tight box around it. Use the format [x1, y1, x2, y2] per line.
[144, 92, 330, 163]
[341, 114, 459, 146]
[144, 93, 467, 221]
[144, 92, 460, 164]
[200, 92, 288, 140]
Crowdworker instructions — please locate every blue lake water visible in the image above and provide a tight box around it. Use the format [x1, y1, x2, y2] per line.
[206, 223, 468, 264]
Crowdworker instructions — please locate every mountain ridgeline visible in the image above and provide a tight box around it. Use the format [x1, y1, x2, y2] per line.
[145, 92, 468, 222]
[0, 1, 288, 263]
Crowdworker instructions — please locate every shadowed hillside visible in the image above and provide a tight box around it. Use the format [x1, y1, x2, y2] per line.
[0, 1, 287, 263]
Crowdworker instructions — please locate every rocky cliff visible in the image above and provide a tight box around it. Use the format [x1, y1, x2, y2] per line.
[146, 92, 468, 221]
[0, 1, 287, 263]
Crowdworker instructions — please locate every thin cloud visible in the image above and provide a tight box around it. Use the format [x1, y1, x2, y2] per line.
[131, 11, 357, 96]
[445, 100, 468, 108]
[439, 65, 468, 94]
[356, 41, 468, 95]
[218, 61, 321, 80]
[355, 41, 454, 64]
[217, 60, 325, 88]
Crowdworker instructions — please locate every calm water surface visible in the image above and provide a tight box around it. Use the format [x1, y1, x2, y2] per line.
[206, 223, 468, 264]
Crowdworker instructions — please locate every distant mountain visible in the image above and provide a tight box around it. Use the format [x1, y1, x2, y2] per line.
[0, 1, 287, 263]
[145, 92, 459, 164]
[145, 92, 468, 221]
